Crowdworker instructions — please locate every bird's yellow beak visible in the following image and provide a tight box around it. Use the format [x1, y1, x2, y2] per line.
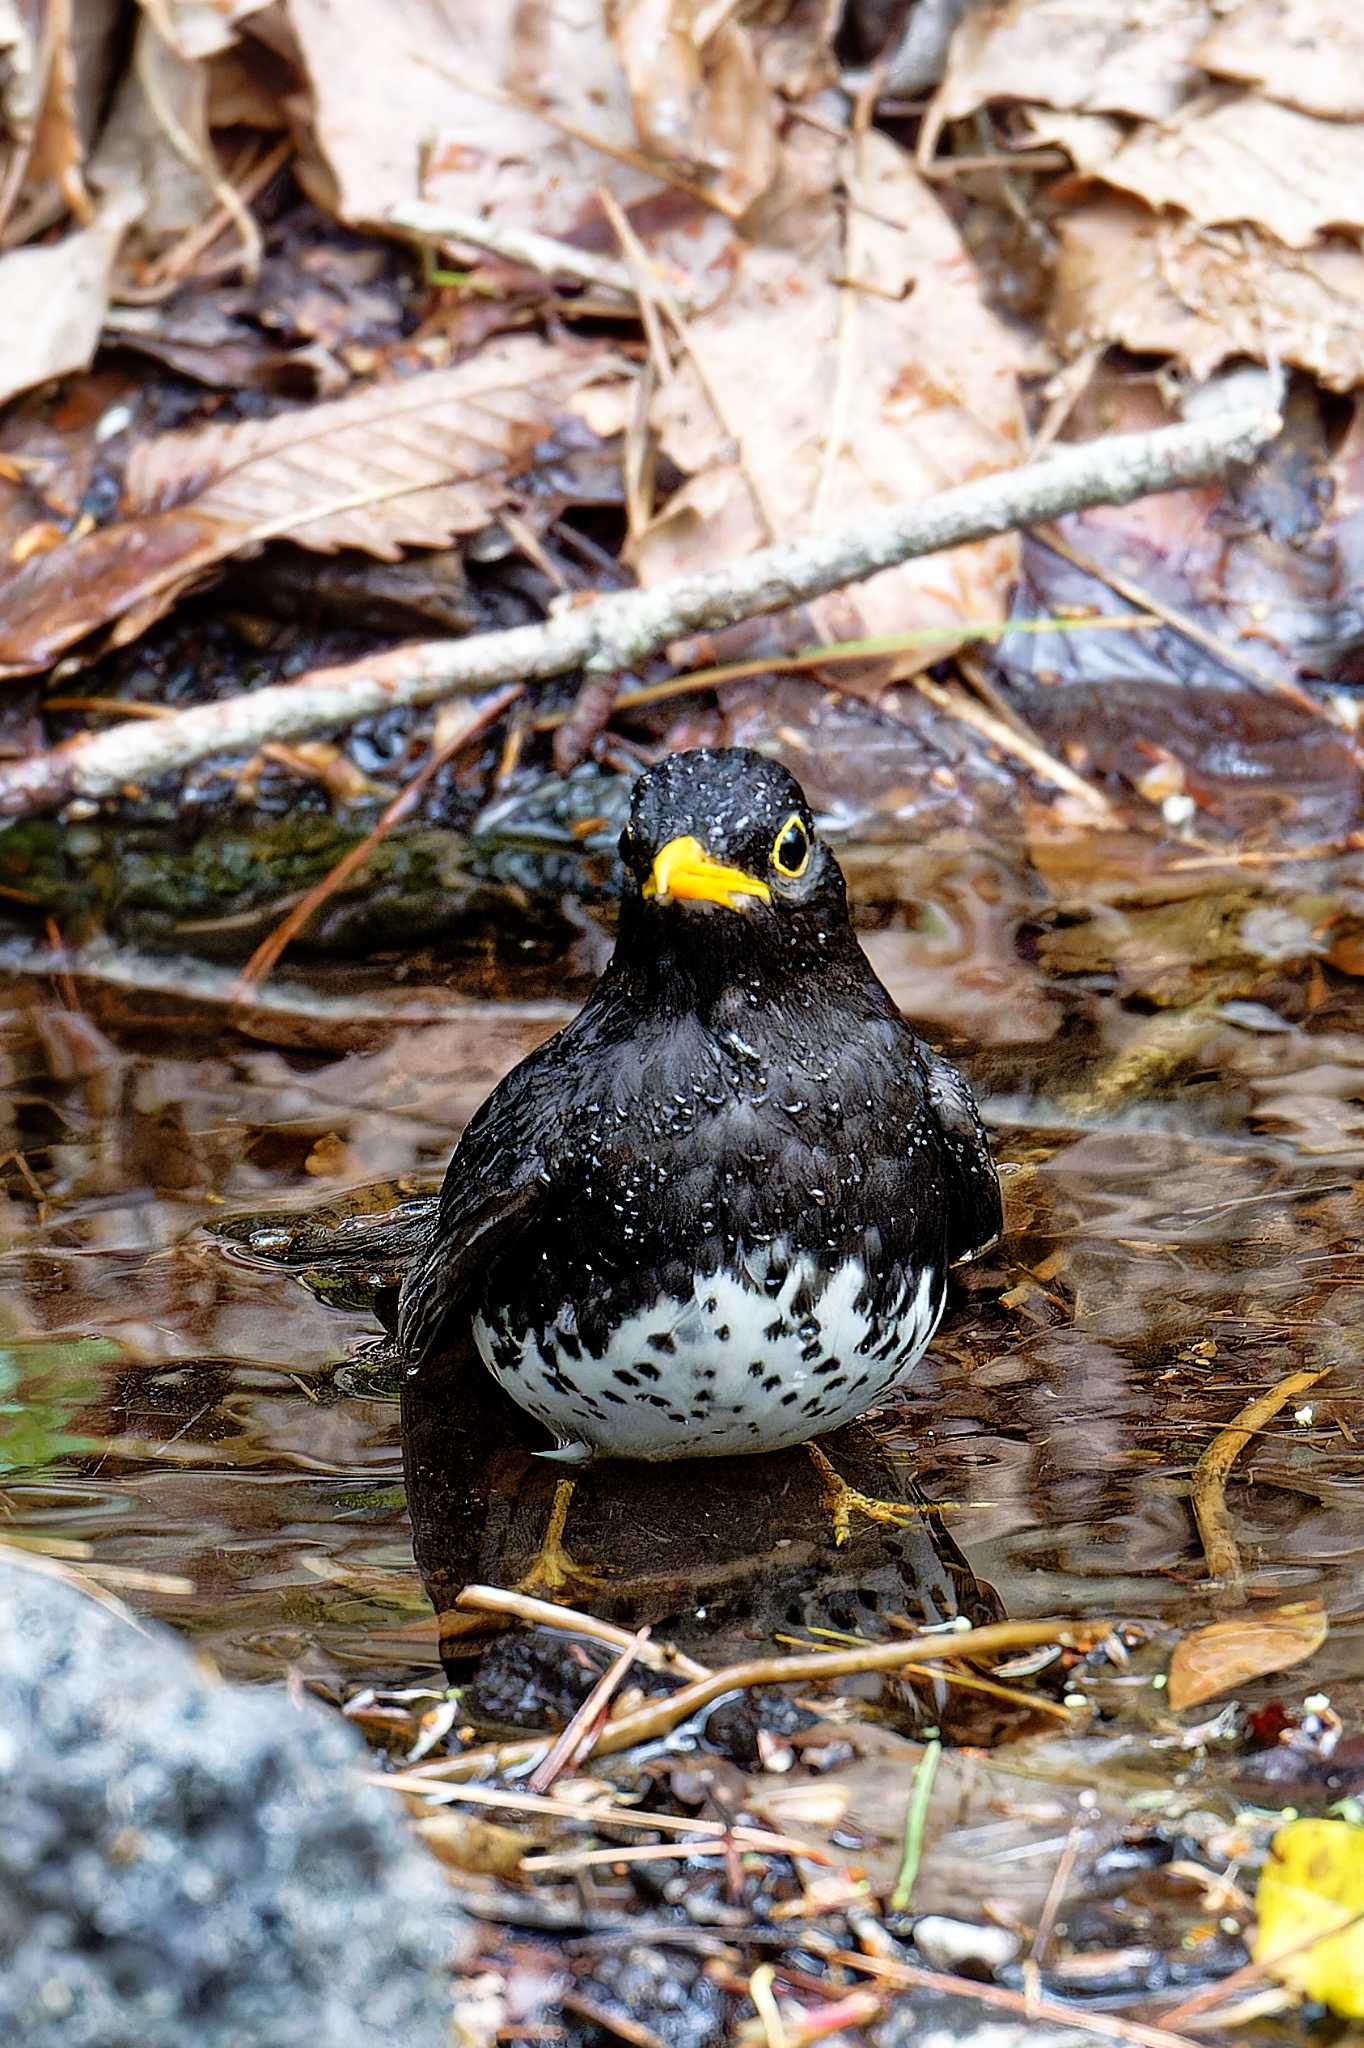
[644, 835, 771, 910]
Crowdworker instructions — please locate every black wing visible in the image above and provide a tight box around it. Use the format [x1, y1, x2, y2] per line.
[922, 1045, 1002, 1264]
[396, 1048, 560, 1368]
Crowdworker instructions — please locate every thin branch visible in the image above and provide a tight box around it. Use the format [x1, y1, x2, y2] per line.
[0, 407, 1280, 819]
[828, 1950, 1201, 2048]
[1191, 1367, 1328, 1598]
[386, 199, 640, 299]
[527, 1624, 652, 1795]
[405, 1616, 1092, 1783]
[454, 1581, 711, 1679]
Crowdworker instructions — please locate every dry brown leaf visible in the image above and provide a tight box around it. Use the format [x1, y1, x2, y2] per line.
[125, 334, 622, 559]
[0, 337, 620, 677]
[27, 0, 91, 221]
[926, 0, 1213, 140]
[89, 11, 218, 247]
[1197, 0, 1364, 121]
[632, 126, 1025, 683]
[1052, 199, 1364, 392]
[1083, 89, 1364, 250]
[1167, 1602, 1328, 1711]
[0, 184, 142, 409]
[287, 0, 739, 310]
[288, 0, 651, 232]
[0, 1, 38, 147]
[608, 0, 779, 217]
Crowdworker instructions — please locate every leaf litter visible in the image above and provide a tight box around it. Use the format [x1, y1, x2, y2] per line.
[0, 0, 1363, 2043]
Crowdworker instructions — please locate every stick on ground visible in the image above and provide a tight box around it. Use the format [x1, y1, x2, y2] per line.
[1191, 1367, 1328, 1599]
[0, 406, 1279, 820]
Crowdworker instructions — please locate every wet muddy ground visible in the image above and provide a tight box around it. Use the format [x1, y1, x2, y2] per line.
[3, 813, 1364, 2038]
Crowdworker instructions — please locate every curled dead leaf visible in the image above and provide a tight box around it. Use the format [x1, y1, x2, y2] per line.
[608, 0, 779, 217]
[926, 0, 1214, 139]
[1197, 0, 1364, 121]
[1052, 199, 1364, 392]
[1070, 89, 1364, 251]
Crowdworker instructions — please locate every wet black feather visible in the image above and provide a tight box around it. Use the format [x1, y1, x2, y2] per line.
[398, 748, 1000, 1407]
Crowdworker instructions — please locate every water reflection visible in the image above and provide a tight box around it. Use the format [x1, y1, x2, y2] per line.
[0, 844, 1361, 1708]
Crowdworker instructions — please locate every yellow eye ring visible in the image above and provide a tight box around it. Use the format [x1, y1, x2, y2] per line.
[771, 811, 811, 878]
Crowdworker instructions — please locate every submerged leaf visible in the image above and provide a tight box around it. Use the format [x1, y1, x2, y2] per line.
[1167, 1604, 1328, 1711]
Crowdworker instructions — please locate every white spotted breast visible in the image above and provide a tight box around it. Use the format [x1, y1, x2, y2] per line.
[472, 1245, 943, 1462]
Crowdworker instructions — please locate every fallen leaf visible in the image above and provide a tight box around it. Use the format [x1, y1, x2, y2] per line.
[0, 509, 221, 679]
[153, 0, 277, 62]
[632, 126, 1025, 683]
[415, 1812, 535, 1882]
[91, 11, 217, 247]
[1072, 88, 1364, 250]
[1197, 0, 1364, 121]
[608, 0, 779, 217]
[126, 333, 619, 558]
[1052, 198, 1364, 392]
[0, 184, 142, 408]
[28, 0, 93, 221]
[0, 337, 621, 675]
[288, 0, 648, 233]
[287, 0, 739, 309]
[1255, 1817, 1364, 2017]
[926, 0, 1214, 139]
[1167, 1602, 1328, 1711]
[0, 0, 39, 201]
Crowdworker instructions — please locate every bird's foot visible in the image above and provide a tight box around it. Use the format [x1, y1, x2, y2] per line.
[512, 1477, 603, 1597]
[805, 1442, 934, 1547]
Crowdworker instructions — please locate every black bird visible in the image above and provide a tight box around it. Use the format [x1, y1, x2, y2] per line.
[399, 747, 999, 1551]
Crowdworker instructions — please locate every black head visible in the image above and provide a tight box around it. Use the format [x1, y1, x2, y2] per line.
[618, 747, 845, 928]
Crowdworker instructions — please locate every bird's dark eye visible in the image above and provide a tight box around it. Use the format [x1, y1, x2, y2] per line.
[618, 823, 640, 866]
[771, 812, 810, 878]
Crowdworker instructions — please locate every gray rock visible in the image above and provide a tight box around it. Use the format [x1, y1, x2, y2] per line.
[0, 1558, 464, 2047]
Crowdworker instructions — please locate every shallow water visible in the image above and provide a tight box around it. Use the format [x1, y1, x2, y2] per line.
[2, 832, 1363, 1721]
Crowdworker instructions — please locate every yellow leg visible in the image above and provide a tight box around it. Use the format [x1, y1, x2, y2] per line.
[805, 1442, 935, 1547]
[513, 1478, 602, 1595]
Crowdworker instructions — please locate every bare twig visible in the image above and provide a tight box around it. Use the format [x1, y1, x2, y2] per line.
[453, 1582, 711, 1679]
[0, 407, 1279, 820]
[536, 614, 1164, 733]
[561, 1988, 669, 2048]
[387, 199, 640, 299]
[829, 1951, 1201, 2048]
[1191, 1367, 1329, 1598]
[528, 1625, 652, 1794]
[914, 672, 1115, 815]
[407, 1617, 1091, 1783]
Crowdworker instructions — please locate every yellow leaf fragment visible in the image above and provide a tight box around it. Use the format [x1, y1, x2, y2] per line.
[1255, 1818, 1364, 2017]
